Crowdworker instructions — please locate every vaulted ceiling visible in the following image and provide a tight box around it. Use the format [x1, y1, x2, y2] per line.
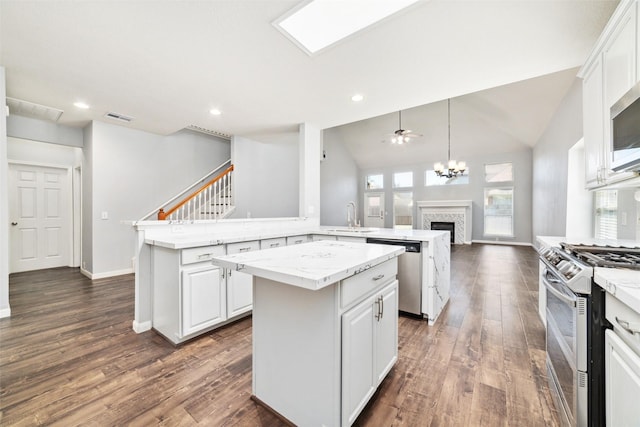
[1, 1, 618, 146]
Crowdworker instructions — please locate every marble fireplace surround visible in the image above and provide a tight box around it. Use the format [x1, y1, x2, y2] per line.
[418, 200, 472, 244]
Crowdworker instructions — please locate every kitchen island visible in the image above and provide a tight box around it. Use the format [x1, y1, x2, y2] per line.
[134, 218, 450, 341]
[212, 240, 404, 427]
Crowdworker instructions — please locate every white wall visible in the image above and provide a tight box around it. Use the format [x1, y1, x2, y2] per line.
[358, 148, 533, 243]
[8, 137, 82, 166]
[617, 188, 639, 240]
[565, 139, 593, 238]
[532, 78, 583, 238]
[87, 121, 231, 276]
[230, 135, 299, 219]
[7, 114, 83, 147]
[82, 123, 94, 272]
[0, 66, 10, 318]
[320, 128, 360, 226]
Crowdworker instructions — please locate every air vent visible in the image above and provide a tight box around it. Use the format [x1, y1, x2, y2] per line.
[6, 97, 63, 122]
[104, 112, 134, 122]
[185, 125, 231, 140]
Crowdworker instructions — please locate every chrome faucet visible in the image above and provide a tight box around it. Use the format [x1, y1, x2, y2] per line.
[346, 201, 360, 228]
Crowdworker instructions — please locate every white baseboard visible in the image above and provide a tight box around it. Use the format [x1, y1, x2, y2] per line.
[80, 267, 135, 280]
[472, 240, 533, 247]
[0, 307, 11, 318]
[132, 320, 152, 333]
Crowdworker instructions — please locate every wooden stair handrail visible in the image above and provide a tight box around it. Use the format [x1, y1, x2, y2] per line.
[158, 164, 234, 220]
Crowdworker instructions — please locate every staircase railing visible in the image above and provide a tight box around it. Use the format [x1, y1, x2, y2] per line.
[158, 164, 234, 221]
[138, 160, 234, 221]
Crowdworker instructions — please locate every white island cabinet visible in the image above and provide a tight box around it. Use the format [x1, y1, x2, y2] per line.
[212, 240, 404, 427]
[152, 244, 227, 344]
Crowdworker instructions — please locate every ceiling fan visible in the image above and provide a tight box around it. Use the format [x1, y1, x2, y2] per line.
[385, 110, 422, 144]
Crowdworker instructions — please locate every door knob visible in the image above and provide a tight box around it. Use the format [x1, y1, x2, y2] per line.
[11, 222, 18, 226]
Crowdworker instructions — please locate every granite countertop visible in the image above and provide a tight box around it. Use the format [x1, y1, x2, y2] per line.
[211, 240, 405, 291]
[594, 268, 640, 314]
[145, 227, 448, 249]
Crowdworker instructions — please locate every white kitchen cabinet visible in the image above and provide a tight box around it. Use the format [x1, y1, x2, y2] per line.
[181, 264, 225, 336]
[582, 54, 605, 188]
[226, 240, 259, 317]
[152, 244, 228, 344]
[605, 329, 640, 426]
[245, 250, 399, 427]
[638, 1, 640, 82]
[342, 281, 398, 426]
[580, 0, 639, 189]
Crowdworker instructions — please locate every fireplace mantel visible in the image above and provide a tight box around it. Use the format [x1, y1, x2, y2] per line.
[417, 200, 472, 244]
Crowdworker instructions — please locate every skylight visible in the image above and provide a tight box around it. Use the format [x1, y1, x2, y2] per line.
[274, 0, 420, 55]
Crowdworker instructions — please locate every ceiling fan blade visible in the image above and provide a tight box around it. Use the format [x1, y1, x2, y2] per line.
[404, 132, 422, 138]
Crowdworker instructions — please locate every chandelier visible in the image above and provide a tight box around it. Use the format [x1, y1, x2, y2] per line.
[434, 99, 466, 178]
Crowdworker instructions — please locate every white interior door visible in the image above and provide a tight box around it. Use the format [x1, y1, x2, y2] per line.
[363, 192, 385, 228]
[9, 163, 71, 273]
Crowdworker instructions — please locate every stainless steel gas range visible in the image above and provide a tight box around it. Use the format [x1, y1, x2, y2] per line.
[538, 242, 640, 427]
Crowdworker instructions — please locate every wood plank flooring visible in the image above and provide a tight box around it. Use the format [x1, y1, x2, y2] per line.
[0, 244, 559, 426]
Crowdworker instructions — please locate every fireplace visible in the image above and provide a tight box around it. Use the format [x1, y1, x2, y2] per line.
[431, 222, 455, 243]
[417, 200, 472, 244]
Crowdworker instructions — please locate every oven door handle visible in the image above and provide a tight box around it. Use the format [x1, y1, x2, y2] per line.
[543, 278, 576, 307]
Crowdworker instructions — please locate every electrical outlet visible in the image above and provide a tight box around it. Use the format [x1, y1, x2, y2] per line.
[101, 211, 108, 220]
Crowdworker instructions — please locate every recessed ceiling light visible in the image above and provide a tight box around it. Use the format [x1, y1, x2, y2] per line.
[274, 0, 420, 55]
[351, 94, 364, 102]
[210, 109, 222, 116]
[73, 101, 90, 109]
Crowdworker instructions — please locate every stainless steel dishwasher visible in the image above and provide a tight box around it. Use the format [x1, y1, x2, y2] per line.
[366, 238, 422, 316]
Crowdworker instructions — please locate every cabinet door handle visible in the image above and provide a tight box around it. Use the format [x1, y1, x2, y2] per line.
[380, 295, 384, 319]
[270, 243, 279, 247]
[239, 247, 251, 252]
[197, 253, 213, 259]
[616, 316, 640, 335]
[375, 297, 381, 321]
[372, 274, 385, 281]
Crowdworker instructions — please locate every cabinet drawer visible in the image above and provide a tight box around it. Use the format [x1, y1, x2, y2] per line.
[227, 240, 260, 254]
[341, 260, 397, 309]
[287, 235, 311, 245]
[181, 245, 225, 265]
[261, 237, 287, 249]
[607, 293, 640, 353]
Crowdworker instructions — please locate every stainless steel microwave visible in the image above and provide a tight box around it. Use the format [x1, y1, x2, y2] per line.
[611, 81, 640, 172]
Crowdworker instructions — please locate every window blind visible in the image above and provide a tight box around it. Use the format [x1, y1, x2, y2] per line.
[594, 190, 617, 240]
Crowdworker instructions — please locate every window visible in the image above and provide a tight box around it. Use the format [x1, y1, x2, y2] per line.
[425, 169, 469, 186]
[393, 171, 413, 188]
[595, 190, 617, 239]
[484, 188, 514, 237]
[366, 174, 383, 190]
[485, 163, 513, 183]
[393, 191, 413, 229]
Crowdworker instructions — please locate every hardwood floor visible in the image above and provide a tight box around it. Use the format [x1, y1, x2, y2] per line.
[0, 244, 558, 426]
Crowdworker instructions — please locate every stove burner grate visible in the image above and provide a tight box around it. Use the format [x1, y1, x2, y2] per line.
[560, 242, 640, 270]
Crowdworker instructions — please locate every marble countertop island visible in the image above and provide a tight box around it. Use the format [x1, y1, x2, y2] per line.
[145, 226, 448, 249]
[211, 240, 405, 291]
